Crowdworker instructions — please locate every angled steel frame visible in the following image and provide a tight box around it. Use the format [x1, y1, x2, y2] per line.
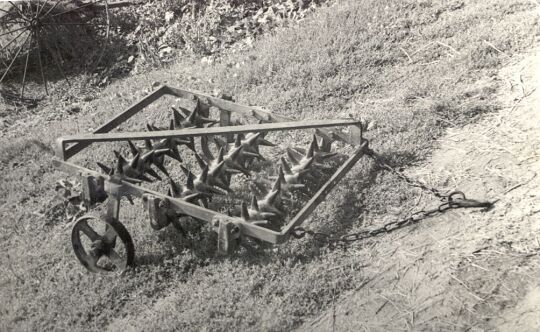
[53, 85, 369, 266]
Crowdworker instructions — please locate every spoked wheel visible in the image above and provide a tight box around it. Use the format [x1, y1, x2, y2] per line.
[71, 215, 134, 273]
[0, 0, 112, 98]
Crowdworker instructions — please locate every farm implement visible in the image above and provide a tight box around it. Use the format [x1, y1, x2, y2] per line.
[53, 85, 368, 273]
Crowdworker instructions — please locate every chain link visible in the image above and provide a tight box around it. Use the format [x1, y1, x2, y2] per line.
[291, 149, 495, 246]
[365, 148, 446, 199]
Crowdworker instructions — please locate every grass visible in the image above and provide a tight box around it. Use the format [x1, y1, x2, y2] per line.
[0, 0, 538, 330]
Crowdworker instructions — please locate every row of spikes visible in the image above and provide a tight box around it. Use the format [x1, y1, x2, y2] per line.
[210, 131, 275, 166]
[96, 103, 219, 182]
[193, 132, 276, 191]
[165, 130, 280, 214]
[240, 134, 339, 226]
[148, 104, 218, 132]
[96, 148, 169, 184]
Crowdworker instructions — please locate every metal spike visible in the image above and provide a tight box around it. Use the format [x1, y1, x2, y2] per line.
[166, 145, 183, 163]
[245, 132, 261, 146]
[267, 189, 280, 205]
[96, 162, 112, 175]
[172, 107, 185, 126]
[211, 177, 232, 193]
[307, 140, 315, 158]
[217, 147, 225, 163]
[123, 177, 143, 184]
[277, 166, 286, 184]
[235, 134, 242, 148]
[186, 107, 197, 125]
[286, 148, 302, 165]
[183, 193, 203, 202]
[200, 136, 214, 161]
[228, 145, 243, 160]
[271, 174, 281, 193]
[208, 163, 232, 191]
[257, 137, 275, 147]
[115, 155, 124, 175]
[259, 192, 282, 216]
[141, 150, 154, 164]
[113, 150, 124, 163]
[291, 156, 315, 173]
[225, 146, 251, 176]
[311, 134, 320, 152]
[200, 165, 208, 183]
[242, 151, 265, 160]
[154, 148, 170, 157]
[209, 160, 226, 176]
[281, 157, 293, 175]
[145, 167, 162, 181]
[186, 171, 195, 190]
[127, 140, 139, 156]
[139, 174, 153, 183]
[241, 202, 250, 220]
[155, 162, 170, 177]
[145, 139, 153, 150]
[169, 178, 180, 196]
[180, 165, 190, 177]
[186, 137, 196, 151]
[194, 153, 208, 170]
[251, 195, 259, 211]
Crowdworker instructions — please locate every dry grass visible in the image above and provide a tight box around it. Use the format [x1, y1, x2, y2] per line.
[0, 0, 538, 330]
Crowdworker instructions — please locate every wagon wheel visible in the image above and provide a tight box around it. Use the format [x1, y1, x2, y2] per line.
[71, 215, 134, 273]
[0, 0, 111, 98]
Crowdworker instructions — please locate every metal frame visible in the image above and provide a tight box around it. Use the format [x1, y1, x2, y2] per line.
[53, 85, 369, 260]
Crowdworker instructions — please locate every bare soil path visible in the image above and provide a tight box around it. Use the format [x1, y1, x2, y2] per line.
[304, 48, 540, 331]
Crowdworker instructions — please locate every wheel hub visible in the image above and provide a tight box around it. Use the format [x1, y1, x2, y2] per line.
[89, 238, 108, 257]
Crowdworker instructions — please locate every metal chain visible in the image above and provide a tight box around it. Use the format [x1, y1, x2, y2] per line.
[291, 149, 495, 246]
[292, 199, 459, 245]
[365, 148, 446, 199]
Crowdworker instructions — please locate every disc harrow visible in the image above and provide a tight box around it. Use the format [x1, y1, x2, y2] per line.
[54, 85, 369, 273]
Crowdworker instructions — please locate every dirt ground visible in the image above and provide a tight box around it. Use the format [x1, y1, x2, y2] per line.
[304, 49, 540, 331]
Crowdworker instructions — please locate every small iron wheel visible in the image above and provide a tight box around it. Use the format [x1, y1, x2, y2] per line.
[71, 215, 134, 273]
